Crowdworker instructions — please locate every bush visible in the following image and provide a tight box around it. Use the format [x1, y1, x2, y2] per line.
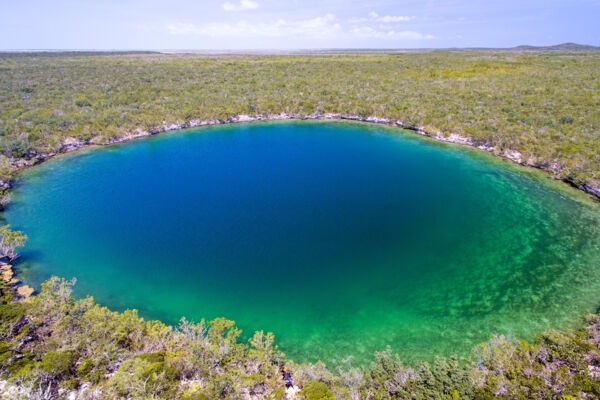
[75, 98, 92, 107]
[40, 350, 76, 378]
[5, 136, 32, 158]
[301, 381, 334, 400]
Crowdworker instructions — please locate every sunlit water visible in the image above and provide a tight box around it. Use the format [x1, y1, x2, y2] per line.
[5, 121, 600, 364]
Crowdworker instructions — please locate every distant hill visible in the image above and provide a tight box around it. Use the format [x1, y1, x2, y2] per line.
[511, 43, 600, 52]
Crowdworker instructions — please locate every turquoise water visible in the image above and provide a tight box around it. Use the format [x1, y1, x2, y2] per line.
[5, 121, 600, 364]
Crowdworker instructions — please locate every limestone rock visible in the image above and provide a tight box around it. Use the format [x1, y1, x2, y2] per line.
[17, 285, 34, 299]
[1, 269, 13, 282]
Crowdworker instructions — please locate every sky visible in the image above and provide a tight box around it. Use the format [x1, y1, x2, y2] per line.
[2, 0, 599, 50]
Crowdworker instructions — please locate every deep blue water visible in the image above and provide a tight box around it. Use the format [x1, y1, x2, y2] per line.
[5, 121, 600, 363]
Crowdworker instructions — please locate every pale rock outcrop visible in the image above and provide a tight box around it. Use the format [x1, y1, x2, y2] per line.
[1, 268, 13, 282]
[503, 149, 523, 164]
[17, 285, 34, 299]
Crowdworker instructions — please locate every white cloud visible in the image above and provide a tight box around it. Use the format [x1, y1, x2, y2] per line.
[165, 14, 433, 41]
[166, 14, 341, 38]
[350, 26, 434, 40]
[377, 15, 413, 22]
[349, 11, 414, 24]
[222, 0, 259, 12]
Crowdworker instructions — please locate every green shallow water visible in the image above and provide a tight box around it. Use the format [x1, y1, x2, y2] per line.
[5, 121, 600, 364]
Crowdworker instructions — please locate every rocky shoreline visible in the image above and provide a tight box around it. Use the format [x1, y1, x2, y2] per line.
[2, 112, 599, 201]
[1, 263, 34, 300]
[0, 112, 598, 301]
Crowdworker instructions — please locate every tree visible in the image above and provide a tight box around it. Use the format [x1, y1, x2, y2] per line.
[0, 225, 27, 261]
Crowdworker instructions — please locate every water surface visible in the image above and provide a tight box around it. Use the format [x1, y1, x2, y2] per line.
[6, 121, 600, 363]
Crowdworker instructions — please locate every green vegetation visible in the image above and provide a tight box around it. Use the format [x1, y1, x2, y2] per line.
[0, 225, 27, 261]
[0, 51, 598, 193]
[1, 277, 600, 399]
[1, 50, 600, 398]
[301, 381, 334, 399]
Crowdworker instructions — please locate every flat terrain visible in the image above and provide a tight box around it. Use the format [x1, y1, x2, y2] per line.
[2, 49, 600, 400]
[0, 50, 599, 190]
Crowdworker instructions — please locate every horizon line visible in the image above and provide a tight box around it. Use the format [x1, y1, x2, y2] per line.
[2, 42, 599, 53]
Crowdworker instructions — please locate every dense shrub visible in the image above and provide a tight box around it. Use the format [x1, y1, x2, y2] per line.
[301, 381, 334, 400]
[0, 51, 598, 189]
[1, 277, 600, 399]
